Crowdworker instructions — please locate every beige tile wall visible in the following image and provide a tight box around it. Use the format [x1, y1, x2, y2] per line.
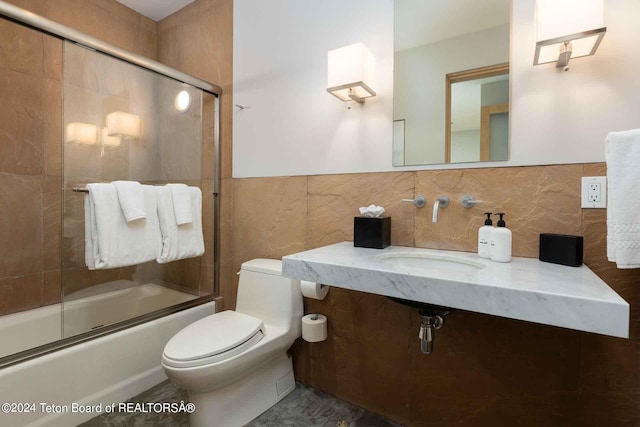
[0, 16, 63, 316]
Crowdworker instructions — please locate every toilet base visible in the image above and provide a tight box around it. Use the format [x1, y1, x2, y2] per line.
[188, 353, 296, 427]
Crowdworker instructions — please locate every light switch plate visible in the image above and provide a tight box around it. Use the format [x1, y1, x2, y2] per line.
[581, 176, 607, 208]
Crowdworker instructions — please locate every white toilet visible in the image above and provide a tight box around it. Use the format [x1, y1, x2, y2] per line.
[161, 259, 304, 427]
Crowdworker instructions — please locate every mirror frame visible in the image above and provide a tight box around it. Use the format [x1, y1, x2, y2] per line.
[445, 62, 509, 163]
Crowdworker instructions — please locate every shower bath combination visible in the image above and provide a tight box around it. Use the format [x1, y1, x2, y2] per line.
[0, 1, 222, 425]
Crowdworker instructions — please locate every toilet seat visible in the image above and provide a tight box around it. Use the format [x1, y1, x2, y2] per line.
[162, 310, 265, 369]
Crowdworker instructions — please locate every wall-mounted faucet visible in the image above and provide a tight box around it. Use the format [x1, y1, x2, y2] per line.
[432, 196, 449, 223]
[402, 195, 426, 208]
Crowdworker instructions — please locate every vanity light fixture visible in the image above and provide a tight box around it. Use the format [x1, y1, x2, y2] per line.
[534, 0, 606, 70]
[174, 90, 191, 113]
[327, 42, 376, 104]
[106, 111, 141, 138]
[65, 122, 98, 145]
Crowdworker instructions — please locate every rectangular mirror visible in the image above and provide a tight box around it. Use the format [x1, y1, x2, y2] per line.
[393, 0, 510, 166]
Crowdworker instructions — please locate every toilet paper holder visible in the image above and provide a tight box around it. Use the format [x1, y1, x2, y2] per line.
[301, 281, 329, 300]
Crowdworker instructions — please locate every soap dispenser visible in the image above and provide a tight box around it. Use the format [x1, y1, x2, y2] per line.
[490, 213, 512, 263]
[478, 212, 493, 259]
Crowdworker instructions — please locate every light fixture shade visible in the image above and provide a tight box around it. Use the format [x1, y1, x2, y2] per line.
[535, 0, 606, 65]
[101, 127, 121, 147]
[106, 111, 141, 138]
[327, 42, 376, 103]
[65, 122, 98, 145]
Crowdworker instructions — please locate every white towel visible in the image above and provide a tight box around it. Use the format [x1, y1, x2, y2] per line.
[84, 183, 161, 269]
[167, 183, 193, 225]
[155, 185, 205, 264]
[605, 129, 640, 268]
[113, 180, 146, 222]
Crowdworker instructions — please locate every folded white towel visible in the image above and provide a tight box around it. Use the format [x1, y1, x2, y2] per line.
[84, 183, 161, 269]
[155, 185, 205, 264]
[605, 129, 640, 268]
[113, 180, 146, 222]
[167, 183, 193, 225]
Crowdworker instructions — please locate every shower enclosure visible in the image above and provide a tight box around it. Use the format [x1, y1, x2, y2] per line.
[0, 1, 220, 366]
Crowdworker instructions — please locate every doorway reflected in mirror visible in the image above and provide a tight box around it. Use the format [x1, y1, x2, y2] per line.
[446, 63, 509, 163]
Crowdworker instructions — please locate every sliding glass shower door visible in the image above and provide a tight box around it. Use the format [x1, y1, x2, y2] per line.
[62, 42, 214, 338]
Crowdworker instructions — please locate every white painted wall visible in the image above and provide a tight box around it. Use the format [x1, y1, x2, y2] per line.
[508, 0, 640, 167]
[232, 0, 394, 178]
[451, 130, 481, 163]
[233, 0, 640, 177]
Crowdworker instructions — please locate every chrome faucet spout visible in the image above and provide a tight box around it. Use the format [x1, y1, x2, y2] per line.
[432, 196, 449, 223]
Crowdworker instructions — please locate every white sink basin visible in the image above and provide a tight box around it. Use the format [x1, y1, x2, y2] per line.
[375, 252, 486, 273]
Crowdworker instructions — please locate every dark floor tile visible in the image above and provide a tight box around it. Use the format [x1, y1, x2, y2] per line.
[247, 384, 364, 427]
[81, 380, 402, 427]
[79, 381, 188, 427]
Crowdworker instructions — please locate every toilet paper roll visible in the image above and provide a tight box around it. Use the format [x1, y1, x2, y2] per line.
[300, 280, 329, 300]
[302, 314, 328, 343]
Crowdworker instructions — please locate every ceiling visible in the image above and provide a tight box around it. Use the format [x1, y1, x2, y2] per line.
[395, 0, 510, 51]
[116, 0, 195, 22]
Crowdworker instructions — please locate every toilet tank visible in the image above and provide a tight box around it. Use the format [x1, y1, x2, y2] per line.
[236, 259, 303, 332]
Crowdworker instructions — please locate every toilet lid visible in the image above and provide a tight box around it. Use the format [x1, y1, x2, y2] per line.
[163, 310, 264, 363]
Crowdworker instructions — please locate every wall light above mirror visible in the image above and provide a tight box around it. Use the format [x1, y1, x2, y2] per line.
[393, 0, 510, 167]
[534, 0, 606, 70]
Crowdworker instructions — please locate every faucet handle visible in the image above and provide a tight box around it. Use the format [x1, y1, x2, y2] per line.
[461, 195, 483, 208]
[402, 195, 426, 208]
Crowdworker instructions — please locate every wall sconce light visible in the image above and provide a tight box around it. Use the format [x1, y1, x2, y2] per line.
[106, 111, 141, 138]
[327, 42, 376, 104]
[174, 90, 192, 113]
[534, 0, 606, 70]
[65, 122, 98, 145]
[101, 127, 121, 147]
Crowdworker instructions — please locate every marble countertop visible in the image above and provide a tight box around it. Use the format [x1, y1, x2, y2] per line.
[282, 242, 629, 338]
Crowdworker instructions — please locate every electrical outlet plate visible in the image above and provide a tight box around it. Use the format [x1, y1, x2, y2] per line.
[581, 176, 607, 208]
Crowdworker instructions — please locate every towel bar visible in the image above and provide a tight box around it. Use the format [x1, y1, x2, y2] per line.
[72, 187, 218, 196]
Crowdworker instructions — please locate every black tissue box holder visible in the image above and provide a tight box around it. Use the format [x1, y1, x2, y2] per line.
[354, 217, 391, 249]
[539, 233, 583, 267]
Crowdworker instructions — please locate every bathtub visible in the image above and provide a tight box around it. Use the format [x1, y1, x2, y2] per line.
[63, 281, 198, 337]
[1, 281, 198, 358]
[0, 283, 215, 427]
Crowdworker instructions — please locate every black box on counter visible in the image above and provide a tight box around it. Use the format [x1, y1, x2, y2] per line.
[539, 233, 583, 267]
[354, 217, 391, 249]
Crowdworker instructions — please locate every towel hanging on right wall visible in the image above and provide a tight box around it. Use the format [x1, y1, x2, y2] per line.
[605, 129, 640, 269]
